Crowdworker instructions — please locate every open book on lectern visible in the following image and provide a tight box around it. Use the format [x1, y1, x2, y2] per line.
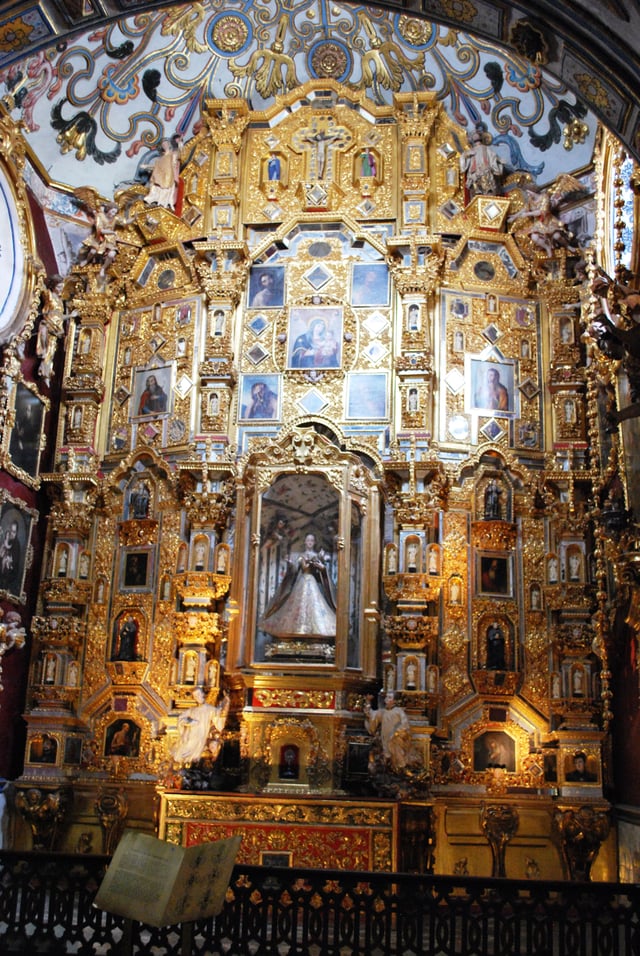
[94, 830, 242, 928]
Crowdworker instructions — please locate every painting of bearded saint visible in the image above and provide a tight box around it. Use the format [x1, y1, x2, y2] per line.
[259, 532, 336, 638]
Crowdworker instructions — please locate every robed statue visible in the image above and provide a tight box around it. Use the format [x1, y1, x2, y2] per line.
[260, 532, 336, 638]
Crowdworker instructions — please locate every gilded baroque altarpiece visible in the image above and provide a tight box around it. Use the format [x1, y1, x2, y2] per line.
[12, 83, 615, 878]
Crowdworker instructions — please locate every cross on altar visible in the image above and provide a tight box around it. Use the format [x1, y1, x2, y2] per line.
[293, 117, 352, 181]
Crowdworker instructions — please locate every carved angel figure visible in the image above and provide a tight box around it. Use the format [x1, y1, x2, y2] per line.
[509, 174, 585, 256]
[74, 186, 118, 276]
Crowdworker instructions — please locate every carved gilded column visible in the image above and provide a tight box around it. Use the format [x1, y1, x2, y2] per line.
[95, 788, 128, 854]
[15, 787, 72, 851]
[553, 805, 610, 881]
[480, 803, 519, 878]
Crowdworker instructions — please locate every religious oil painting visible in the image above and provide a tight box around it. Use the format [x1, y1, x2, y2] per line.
[64, 737, 83, 766]
[120, 549, 152, 591]
[7, 380, 47, 482]
[473, 731, 516, 772]
[350, 263, 390, 307]
[346, 373, 388, 419]
[248, 266, 285, 309]
[0, 493, 36, 604]
[468, 359, 516, 417]
[28, 734, 58, 765]
[254, 473, 342, 664]
[131, 364, 173, 420]
[477, 553, 512, 597]
[287, 307, 343, 370]
[105, 718, 141, 758]
[239, 375, 280, 420]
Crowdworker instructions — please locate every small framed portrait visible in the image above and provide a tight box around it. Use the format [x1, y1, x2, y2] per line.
[248, 266, 285, 309]
[346, 373, 388, 420]
[288, 307, 343, 370]
[131, 364, 173, 420]
[64, 737, 83, 766]
[351, 263, 389, 307]
[5, 381, 48, 483]
[477, 552, 512, 597]
[121, 549, 153, 591]
[544, 753, 557, 783]
[0, 492, 36, 603]
[28, 733, 58, 765]
[469, 359, 516, 417]
[240, 375, 280, 420]
[473, 731, 516, 772]
[562, 750, 599, 785]
[105, 718, 141, 758]
[176, 302, 192, 325]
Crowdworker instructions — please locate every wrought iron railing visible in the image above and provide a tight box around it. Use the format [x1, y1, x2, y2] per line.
[0, 850, 638, 955]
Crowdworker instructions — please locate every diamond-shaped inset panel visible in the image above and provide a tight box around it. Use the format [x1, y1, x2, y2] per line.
[174, 374, 193, 400]
[150, 334, 166, 353]
[483, 200, 502, 222]
[249, 314, 269, 336]
[115, 386, 130, 406]
[304, 264, 333, 291]
[247, 343, 269, 365]
[357, 198, 376, 217]
[297, 389, 328, 415]
[440, 200, 461, 220]
[482, 323, 500, 344]
[364, 312, 388, 337]
[306, 183, 328, 207]
[519, 378, 539, 400]
[363, 341, 388, 364]
[445, 368, 465, 394]
[141, 422, 160, 440]
[481, 419, 504, 442]
[438, 142, 456, 159]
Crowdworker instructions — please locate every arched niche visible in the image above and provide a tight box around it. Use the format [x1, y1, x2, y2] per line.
[242, 424, 379, 673]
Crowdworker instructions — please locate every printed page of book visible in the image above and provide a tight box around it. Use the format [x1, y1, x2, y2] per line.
[95, 830, 242, 927]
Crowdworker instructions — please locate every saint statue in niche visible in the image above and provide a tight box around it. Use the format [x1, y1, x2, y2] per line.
[484, 479, 502, 519]
[259, 532, 336, 638]
[486, 621, 507, 670]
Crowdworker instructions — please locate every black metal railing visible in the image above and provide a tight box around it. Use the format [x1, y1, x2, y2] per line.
[0, 850, 638, 955]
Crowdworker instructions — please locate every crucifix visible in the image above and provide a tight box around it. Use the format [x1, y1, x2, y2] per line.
[293, 116, 352, 181]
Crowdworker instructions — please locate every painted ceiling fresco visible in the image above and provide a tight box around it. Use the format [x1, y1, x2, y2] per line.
[0, 1, 597, 199]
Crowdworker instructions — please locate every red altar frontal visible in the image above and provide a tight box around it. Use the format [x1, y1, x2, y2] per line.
[157, 792, 417, 871]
